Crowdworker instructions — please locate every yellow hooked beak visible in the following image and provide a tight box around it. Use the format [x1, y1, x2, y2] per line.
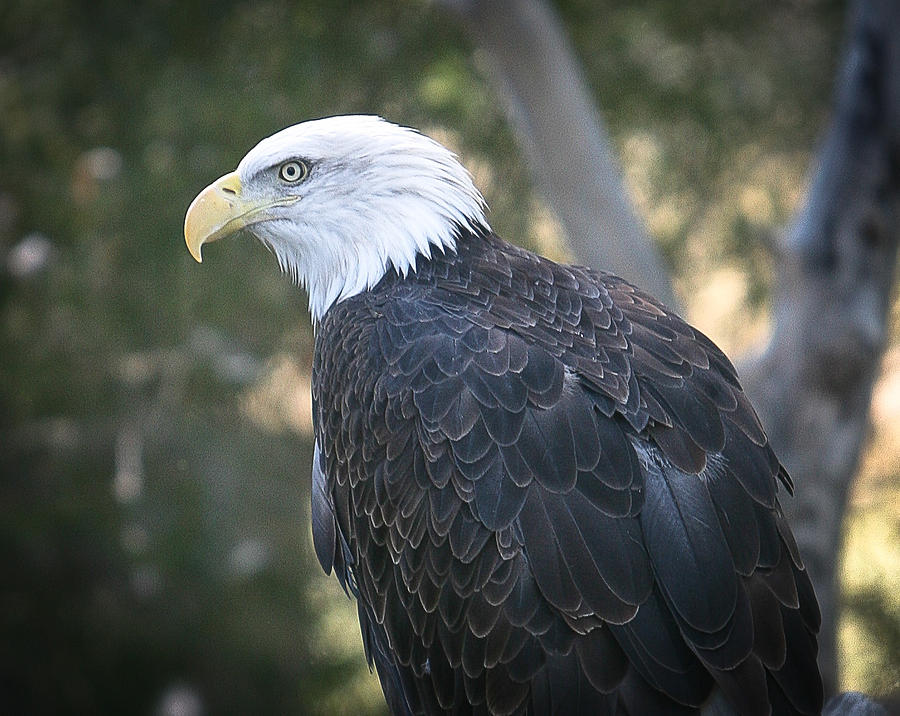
[184, 172, 252, 263]
[185, 168, 305, 262]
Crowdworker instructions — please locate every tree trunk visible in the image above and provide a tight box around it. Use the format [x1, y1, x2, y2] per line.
[438, 0, 677, 309]
[439, 0, 900, 696]
[741, 0, 900, 694]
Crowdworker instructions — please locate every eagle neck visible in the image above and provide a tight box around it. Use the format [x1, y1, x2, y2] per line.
[310, 221, 492, 325]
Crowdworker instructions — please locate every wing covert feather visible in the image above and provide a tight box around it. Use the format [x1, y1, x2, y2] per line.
[310, 231, 822, 714]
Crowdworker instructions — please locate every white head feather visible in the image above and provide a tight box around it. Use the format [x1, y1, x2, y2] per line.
[234, 115, 489, 321]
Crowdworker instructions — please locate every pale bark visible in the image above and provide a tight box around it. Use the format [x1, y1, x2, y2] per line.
[741, 0, 900, 694]
[439, 0, 900, 696]
[439, 0, 677, 309]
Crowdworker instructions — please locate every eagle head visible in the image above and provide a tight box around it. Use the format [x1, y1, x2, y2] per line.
[184, 115, 488, 320]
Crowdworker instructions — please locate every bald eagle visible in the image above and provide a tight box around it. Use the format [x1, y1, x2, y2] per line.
[185, 116, 823, 715]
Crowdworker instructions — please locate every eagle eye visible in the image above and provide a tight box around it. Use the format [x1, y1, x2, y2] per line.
[278, 160, 308, 183]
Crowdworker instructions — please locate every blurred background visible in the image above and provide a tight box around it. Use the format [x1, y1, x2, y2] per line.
[1, 0, 896, 713]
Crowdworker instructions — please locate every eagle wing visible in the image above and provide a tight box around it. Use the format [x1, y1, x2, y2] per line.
[311, 240, 822, 715]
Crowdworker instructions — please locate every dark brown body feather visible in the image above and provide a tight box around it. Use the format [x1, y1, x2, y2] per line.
[311, 230, 823, 715]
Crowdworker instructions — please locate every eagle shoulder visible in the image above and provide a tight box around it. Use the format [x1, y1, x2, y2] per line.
[309, 234, 822, 714]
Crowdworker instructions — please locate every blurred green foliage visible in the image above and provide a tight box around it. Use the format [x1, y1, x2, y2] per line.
[1, 0, 894, 713]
